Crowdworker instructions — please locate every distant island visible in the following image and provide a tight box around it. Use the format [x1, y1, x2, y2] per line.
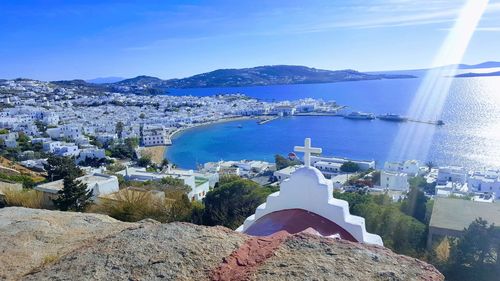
[111, 65, 416, 90]
[46, 65, 416, 95]
[455, 71, 500, 78]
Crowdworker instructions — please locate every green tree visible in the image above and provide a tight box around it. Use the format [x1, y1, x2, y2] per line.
[44, 155, 83, 181]
[137, 155, 152, 167]
[274, 154, 301, 170]
[400, 186, 428, 223]
[202, 178, 268, 229]
[106, 137, 139, 159]
[445, 218, 500, 281]
[334, 191, 427, 256]
[409, 176, 436, 195]
[340, 161, 360, 173]
[115, 121, 124, 139]
[52, 176, 92, 211]
[425, 161, 436, 172]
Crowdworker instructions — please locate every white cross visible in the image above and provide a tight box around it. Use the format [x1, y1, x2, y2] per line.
[294, 138, 322, 167]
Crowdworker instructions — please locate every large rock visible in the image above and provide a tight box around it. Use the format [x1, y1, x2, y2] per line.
[0, 207, 444, 281]
[0, 207, 139, 280]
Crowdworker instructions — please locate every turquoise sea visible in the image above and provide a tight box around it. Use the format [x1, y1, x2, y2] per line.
[166, 76, 500, 170]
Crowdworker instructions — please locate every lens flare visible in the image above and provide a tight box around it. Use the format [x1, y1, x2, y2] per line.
[389, 0, 490, 162]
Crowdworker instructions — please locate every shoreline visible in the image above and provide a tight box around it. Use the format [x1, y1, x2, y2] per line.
[164, 116, 255, 160]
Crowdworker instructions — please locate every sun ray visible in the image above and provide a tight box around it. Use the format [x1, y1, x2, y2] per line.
[389, 0, 490, 162]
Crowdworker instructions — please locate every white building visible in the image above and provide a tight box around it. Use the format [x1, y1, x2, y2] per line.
[0, 132, 18, 148]
[237, 138, 383, 246]
[142, 125, 169, 146]
[437, 166, 468, 185]
[311, 155, 375, 171]
[116, 166, 210, 201]
[384, 160, 422, 176]
[53, 143, 79, 157]
[270, 105, 296, 116]
[380, 170, 409, 191]
[313, 160, 342, 177]
[35, 173, 119, 206]
[77, 148, 106, 164]
[274, 165, 301, 182]
[468, 169, 500, 199]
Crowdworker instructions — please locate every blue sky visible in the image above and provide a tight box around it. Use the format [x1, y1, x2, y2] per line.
[1, 0, 500, 80]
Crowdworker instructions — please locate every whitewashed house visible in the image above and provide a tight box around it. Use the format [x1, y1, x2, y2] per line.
[116, 166, 210, 201]
[384, 160, 422, 176]
[468, 169, 500, 199]
[380, 170, 409, 191]
[311, 155, 375, 171]
[53, 143, 79, 157]
[142, 125, 169, 146]
[35, 173, 119, 206]
[437, 166, 468, 185]
[77, 148, 106, 164]
[0, 132, 18, 148]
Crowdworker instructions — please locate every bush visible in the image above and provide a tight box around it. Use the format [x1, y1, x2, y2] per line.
[137, 155, 152, 167]
[334, 191, 427, 257]
[91, 190, 170, 222]
[201, 177, 271, 229]
[275, 154, 302, 170]
[3, 189, 44, 209]
[340, 161, 360, 173]
[106, 163, 126, 174]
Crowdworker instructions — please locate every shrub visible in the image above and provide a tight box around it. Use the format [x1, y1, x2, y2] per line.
[91, 190, 170, 222]
[3, 189, 44, 209]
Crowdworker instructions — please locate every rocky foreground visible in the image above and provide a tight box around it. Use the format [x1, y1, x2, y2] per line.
[0, 207, 443, 281]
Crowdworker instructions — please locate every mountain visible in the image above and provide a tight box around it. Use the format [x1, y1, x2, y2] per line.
[370, 61, 500, 78]
[164, 65, 415, 88]
[455, 71, 500, 78]
[457, 61, 500, 69]
[0, 207, 444, 280]
[51, 79, 95, 87]
[111, 65, 415, 90]
[86, 76, 125, 84]
[114, 75, 164, 87]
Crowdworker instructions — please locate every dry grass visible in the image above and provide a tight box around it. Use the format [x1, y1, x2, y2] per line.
[138, 146, 166, 165]
[3, 188, 44, 209]
[91, 189, 170, 222]
[41, 254, 59, 266]
[434, 237, 451, 262]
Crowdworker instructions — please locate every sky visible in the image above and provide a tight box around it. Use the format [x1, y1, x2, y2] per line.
[1, 0, 500, 81]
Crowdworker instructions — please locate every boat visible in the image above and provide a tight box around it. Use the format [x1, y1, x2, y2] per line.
[344, 111, 375, 120]
[237, 124, 243, 128]
[377, 113, 408, 122]
[436, 120, 444, 126]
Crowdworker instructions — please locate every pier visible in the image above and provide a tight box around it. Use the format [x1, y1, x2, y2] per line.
[257, 116, 279, 125]
[406, 119, 444, 126]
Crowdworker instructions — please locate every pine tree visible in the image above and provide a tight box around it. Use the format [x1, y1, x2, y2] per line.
[53, 176, 92, 211]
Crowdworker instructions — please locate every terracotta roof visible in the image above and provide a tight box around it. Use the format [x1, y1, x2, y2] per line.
[244, 208, 357, 242]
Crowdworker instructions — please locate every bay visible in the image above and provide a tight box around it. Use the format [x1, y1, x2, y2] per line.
[166, 76, 500, 170]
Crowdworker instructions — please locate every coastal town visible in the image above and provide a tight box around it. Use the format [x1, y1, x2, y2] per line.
[1, 77, 499, 274]
[1, 77, 500, 198]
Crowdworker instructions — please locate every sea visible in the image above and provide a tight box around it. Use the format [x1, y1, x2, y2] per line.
[165, 74, 500, 170]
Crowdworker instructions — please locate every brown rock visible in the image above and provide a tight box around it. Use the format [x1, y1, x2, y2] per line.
[0, 208, 444, 281]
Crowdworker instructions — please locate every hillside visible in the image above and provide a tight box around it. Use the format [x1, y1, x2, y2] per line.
[0, 207, 444, 281]
[457, 61, 500, 69]
[455, 71, 500, 78]
[111, 65, 415, 90]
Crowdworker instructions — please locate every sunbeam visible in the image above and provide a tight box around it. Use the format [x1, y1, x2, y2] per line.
[389, 0, 490, 162]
